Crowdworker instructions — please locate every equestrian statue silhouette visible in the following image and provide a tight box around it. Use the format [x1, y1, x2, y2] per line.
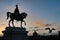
[7, 4, 28, 27]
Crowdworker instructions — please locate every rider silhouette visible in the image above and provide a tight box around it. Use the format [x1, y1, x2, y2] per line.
[14, 4, 20, 20]
[14, 4, 20, 14]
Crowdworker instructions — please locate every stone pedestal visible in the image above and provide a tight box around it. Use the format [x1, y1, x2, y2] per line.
[2, 27, 29, 40]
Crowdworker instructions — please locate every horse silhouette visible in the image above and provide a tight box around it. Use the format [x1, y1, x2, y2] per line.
[7, 12, 27, 27]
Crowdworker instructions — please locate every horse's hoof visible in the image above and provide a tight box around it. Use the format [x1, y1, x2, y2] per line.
[25, 24, 26, 25]
[13, 26, 15, 27]
[9, 25, 11, 27]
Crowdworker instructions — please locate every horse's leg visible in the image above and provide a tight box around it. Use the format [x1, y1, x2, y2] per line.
[21, 21, 22, 27]
[12, 20, 14, 27]
[23, 20, 26, 25]
[9, 19, 11, 27]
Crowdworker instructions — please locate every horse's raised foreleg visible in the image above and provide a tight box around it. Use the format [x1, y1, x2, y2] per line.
[23, 20, 26, 26]
[9, 19, 11, 27]
[12, 20, 14, 27]
[20, 20, 26, 27]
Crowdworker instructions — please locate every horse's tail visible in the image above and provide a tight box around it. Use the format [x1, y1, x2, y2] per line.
[7, 12, 10, 19]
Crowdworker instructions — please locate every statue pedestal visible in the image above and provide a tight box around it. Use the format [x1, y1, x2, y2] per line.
[2, 27, 29, 40]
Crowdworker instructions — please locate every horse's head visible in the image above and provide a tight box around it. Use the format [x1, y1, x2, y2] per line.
[21, 12, 28, 19]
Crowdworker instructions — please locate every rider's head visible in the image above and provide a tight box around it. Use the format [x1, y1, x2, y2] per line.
[16, 4, 18, 8]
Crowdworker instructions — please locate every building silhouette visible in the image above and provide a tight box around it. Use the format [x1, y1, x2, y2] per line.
[0, 26, 60, 40]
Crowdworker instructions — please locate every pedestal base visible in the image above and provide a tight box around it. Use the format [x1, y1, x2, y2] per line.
[2, 27, 29, 40]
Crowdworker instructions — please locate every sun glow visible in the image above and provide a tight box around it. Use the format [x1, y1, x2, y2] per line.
[0, 24, 6, 35]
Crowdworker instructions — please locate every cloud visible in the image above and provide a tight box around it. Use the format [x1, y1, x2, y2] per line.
[32, 22, 47, 27]
[32, 21, 55, 28]
[45, 24, 52, 26]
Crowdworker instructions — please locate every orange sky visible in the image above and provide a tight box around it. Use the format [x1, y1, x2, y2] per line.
[0, 24, 6, 35]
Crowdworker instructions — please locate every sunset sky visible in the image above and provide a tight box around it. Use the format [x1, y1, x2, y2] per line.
[0, 0, 60, 35]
